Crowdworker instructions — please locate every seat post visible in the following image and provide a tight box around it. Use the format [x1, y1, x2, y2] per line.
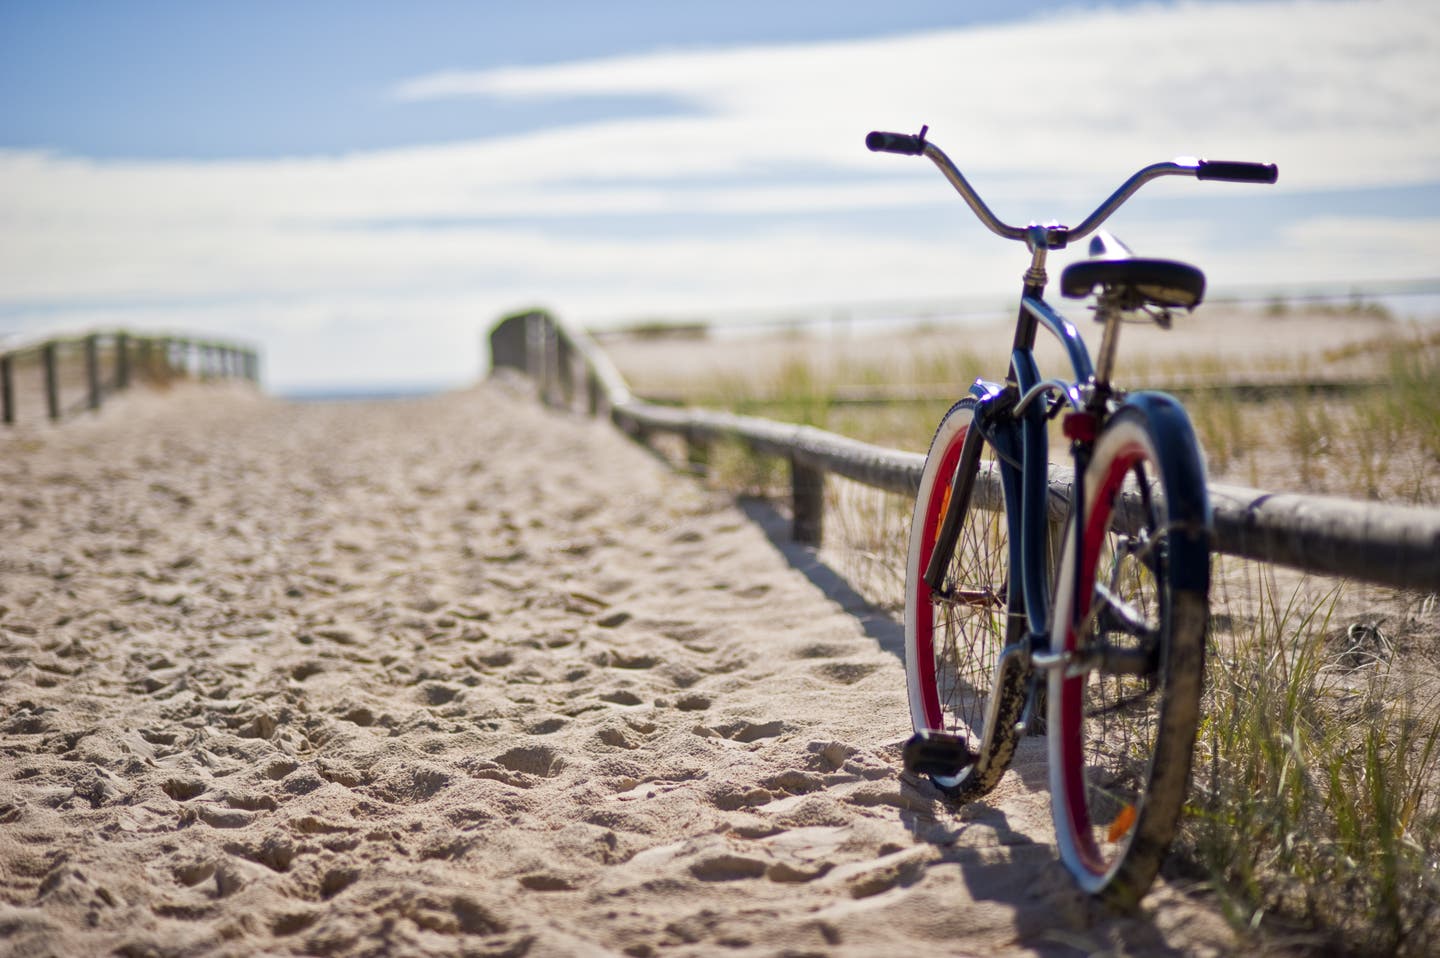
[1093, 290, 1125, 387]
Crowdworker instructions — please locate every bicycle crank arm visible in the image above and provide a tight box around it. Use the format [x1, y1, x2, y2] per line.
[1032, 644, 1155, 677]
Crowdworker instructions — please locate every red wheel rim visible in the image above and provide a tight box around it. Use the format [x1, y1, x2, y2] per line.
[1058, 441, 1145, 876]
[912, 424, 970, 731]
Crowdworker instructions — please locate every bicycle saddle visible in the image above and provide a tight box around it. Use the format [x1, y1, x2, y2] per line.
[1060, 231, 1206, 310]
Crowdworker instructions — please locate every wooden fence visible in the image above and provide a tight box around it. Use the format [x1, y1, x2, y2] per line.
[490, 309, 1440, 594]
[1, 330, 260, 427]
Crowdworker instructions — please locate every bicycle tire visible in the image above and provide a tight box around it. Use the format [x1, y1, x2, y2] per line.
[904, 397, 1028, 801]
[1047, 402, 1208, 906]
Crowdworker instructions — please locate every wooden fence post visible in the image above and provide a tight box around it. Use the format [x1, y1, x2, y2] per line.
[544, 320, 561, 407]
[136, 338, 151, 383]
[488, 312, 531, 374]
[85, 334, 102, 410]
[791, 455, 824, 546]
[587, 372, 603, 417]
[115, 333, 130, 390]
[525, 314, 545, 396]
[556, 334, 576, 410]
[1, 354, 13, 425]
[686, 426, 710, 477]
[44, 343, 60, 421]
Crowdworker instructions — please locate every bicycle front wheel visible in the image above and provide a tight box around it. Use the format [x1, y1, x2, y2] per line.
[904, 397, 1027, 801]
[1047, 402, 1209, 906]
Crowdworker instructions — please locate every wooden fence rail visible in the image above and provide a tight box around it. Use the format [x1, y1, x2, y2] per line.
[1, 330, 260, 427]
[489, 309, 1440, 594]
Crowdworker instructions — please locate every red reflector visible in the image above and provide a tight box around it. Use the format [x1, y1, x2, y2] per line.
[1063, 412, 1098, 442]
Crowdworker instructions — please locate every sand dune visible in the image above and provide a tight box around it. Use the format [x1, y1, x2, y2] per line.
[0, 378, 1233, 956]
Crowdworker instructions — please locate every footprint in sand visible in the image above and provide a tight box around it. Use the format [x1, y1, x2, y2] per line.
[493, 744, 564, 778]
[318, 867, 359, 899]
[596, 727, 642, 750]
[703, 720, 786, 743]
[161, 778, 207, 801]
[688, 854, 768, 882]
[222, 834, 296, 873]
[171, 860, 215, 888]
[596, 607, 630, 630]
[601, 650, 657, 670]
[271, 910, 321, 937]
[810, 661, 880, 686]
[762, 770, 827, 796]
[525, 716, 568, 735]
[824, 846, 934, 899]
[362, 758, 453, 805]
[805, 740, 855, 773]
[417, 682, 461, 706]
[518, 872, 579, 892]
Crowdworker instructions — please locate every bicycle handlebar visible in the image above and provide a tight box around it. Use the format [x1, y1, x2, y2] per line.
[866, 128, 1278, 249]
[865, 129, 928, 156]
[1195, 159, 1279, 183]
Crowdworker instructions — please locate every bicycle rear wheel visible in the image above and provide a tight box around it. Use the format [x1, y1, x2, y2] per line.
[1047, 403, 1208, 906]
[904, 398, 1028, 801]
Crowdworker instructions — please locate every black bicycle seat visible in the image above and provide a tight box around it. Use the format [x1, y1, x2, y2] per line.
[1061, 232, 1206, 310]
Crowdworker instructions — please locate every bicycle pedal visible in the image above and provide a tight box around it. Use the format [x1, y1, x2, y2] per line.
[903, 730, 981, 779]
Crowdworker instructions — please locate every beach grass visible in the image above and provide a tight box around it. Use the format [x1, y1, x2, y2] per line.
[1193, 567, 1440, 954]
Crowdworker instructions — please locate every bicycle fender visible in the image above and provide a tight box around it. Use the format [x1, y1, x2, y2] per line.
[1115, 392, 1211, 593]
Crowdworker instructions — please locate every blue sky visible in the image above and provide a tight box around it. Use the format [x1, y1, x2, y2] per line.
[2, 0, 1437, 390]
[2, 1, 1136, 158]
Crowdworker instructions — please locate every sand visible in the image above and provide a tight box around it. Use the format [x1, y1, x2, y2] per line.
[0, 377, 1238, 957]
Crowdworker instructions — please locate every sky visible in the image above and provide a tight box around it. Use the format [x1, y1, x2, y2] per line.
[2, 0, 1438, 392]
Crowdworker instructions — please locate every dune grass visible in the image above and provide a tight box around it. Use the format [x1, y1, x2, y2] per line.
[1193, 567, 1440, 954]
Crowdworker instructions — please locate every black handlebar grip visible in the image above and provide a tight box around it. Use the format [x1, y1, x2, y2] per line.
[866, 130, 927, 155]
[1196, 160, 1278, 184]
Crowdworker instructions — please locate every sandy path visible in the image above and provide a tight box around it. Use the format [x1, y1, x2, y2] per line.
[0, 380, 1234, 957]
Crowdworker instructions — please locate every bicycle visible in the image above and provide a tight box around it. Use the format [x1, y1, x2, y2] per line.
[867, 126, 1276, 905]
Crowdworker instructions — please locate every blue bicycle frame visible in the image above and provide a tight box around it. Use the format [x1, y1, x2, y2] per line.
[965, 296, 1094, 661]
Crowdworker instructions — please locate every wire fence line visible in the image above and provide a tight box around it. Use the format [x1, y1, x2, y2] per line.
[490, 309, 1440, 595]
[1, 330, 260, 427]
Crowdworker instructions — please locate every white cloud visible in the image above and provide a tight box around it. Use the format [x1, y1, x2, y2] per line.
[391, 0, 1440, 191]
[2, 0, 1437, 388]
